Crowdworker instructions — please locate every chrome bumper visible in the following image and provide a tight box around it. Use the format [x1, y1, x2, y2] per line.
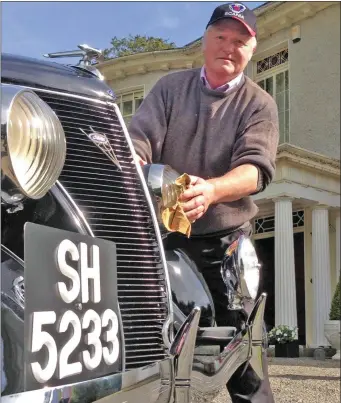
[2, 294, 266, 403]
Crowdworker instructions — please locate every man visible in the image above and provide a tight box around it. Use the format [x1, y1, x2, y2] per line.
[129, 3, 279, 402]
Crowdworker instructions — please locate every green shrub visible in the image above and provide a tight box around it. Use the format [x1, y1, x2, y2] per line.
[268, 325, 298, 344]
[329, 279, 341, 320]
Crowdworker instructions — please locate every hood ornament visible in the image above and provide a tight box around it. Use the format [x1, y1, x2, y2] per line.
[80, 127, 122, 171]
[43, 44, 105, 80]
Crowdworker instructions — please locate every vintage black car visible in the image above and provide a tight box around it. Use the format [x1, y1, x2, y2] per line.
[1, 45, 267, 403]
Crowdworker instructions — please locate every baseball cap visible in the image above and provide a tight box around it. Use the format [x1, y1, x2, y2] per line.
[206, 3, 257, 37]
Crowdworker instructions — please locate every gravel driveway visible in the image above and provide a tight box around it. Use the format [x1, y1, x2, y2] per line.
[196, 358, 340, 403]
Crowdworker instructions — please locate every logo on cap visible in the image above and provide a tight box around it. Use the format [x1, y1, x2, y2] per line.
[229, 3, 246, 13]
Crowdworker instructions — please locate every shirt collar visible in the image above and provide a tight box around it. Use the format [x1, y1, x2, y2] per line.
[200, 66, 243, 93]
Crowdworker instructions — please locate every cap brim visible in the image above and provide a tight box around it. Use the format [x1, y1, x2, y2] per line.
[207, 16, 256, 37]
[230, 16, 256, 37]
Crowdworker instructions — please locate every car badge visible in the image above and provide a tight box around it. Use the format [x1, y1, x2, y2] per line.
[107, 89, 116, 99]
[80, 127, 122, 171]
[229, 3, 246, 13]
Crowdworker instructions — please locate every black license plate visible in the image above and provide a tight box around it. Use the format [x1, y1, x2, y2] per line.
[24, 223, 124, 392]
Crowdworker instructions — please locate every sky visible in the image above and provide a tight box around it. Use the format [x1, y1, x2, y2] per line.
[2, 1, 264, 64]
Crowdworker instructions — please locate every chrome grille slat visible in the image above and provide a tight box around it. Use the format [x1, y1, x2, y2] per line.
[125, 347, 165, 354]
[86, 219, 152, 225]
[45, 106, 114, 121]
[115, 249, 158, 254]
[69, 199, 149, 209]
[37, 91, 168, 370]
[120, 303, 165, 306]
[60, 191, 145, 202]
[66, 141, 132, 155]
[118, 296, 166, 300]
[121, 307, 166, 311]
[60, 172, 136, 184]
[64, 136, 129, 148]
[117, 266, 162, 270]
[125, 336, 163, 341]
[65, 152, 128, 164]
[67, 152, 133, 162]
[58, 117, 119, 129]
[115, 259, 159, 269]
[119, 289, 165, 293]
[125, 343, 162, 347]
[63, 162, 134, 175]
[61, 126, 130, 143]
[86, 212, 152, 219]
[101, 236, 157, 242]
[63, 133, 129, 147]
[40, 96, 112, 110]
[118, 278, 164, 282]
[59, 168, 135, 180]
[123, 319, 164, 323]
[65, 158, 132, 169]
[126, 325, 162, 334]
[126, 353, 166, 360]
[129, 359, 166, 367]
[122, 314, 165, 318]
[61, 181, 145, 193]
[125, 333, 163, 337]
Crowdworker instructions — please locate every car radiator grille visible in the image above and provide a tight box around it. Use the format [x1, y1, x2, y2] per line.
[37, 91, 168, 370]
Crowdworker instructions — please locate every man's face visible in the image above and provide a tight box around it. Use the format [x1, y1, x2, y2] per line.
[203, 19, 255, 78]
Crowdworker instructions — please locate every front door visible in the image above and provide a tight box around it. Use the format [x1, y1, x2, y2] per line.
[294, 231, 306, 344]
[254, 237, 275, 333]
[254, 233, 306, 344]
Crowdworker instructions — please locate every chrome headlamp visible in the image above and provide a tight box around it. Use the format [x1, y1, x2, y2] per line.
[142, 163, 181, 230]
[221, 235, 260, 311]
[1, 85, 66, 205]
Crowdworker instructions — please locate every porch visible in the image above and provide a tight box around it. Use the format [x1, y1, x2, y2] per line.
[251, 144, 340, 347]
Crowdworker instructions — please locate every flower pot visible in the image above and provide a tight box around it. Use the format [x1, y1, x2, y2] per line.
[324, 320, 340, 360]
[275, 341, 299, 358]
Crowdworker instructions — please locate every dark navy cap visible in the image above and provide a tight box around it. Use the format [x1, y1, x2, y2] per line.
[206, 3, 257, 36]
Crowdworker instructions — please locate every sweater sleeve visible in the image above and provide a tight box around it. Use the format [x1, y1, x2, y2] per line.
[127, 82, 168, 164]
[230, 98, 279, 191]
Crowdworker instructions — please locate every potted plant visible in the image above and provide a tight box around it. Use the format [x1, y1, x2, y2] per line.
[268, 325, 299, 357]
[324, 279, 340, 360]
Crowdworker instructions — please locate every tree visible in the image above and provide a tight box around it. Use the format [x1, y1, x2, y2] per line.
[329, 279, 340, 320]
[103, 34, 176, 59]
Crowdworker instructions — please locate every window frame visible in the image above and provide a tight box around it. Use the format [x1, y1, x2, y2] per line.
[115, 85, 145, 124]
[252, 209, 305, 240]
[253, 48, 290, 144]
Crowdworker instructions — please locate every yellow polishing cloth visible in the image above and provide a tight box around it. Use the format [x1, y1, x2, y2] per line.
[161, 173, 192, 237]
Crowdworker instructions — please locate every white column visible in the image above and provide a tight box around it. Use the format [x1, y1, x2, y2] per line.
[274, 197, 298, 331]
[312, 206, 332, 347]
[336, 213, 340, 282]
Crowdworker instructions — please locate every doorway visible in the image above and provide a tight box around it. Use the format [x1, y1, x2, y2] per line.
[254, 232, 306, 344]
[254, 237, 275, 333]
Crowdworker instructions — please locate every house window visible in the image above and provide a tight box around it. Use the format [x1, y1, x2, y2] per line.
[256, 49, 288, 75]
[255, 49, 289, 144]
[255, 215, 275, 234]
[293, 210, 305, 228]
[116, 88, 144, 125]
[255, 210, 304, 234]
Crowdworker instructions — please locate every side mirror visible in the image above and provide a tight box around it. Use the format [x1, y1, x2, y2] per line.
[220, 235, 260, 311]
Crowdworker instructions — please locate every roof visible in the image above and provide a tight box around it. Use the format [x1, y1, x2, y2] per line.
[98, 2, 335, 68]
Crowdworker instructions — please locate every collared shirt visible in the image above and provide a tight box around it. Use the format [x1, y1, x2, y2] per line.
[200, 66, 243, 93]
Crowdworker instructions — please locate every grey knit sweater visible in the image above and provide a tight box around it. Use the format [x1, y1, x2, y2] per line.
[128, 68, 279, 235]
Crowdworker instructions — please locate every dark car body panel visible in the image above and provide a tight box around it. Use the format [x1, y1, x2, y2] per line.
[1, 53, 115, 100]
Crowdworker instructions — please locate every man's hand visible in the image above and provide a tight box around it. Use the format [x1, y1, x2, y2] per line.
[179, 176, 215, 223]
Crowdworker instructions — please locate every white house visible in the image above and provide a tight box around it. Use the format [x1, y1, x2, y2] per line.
[97, 1, 341, 348]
